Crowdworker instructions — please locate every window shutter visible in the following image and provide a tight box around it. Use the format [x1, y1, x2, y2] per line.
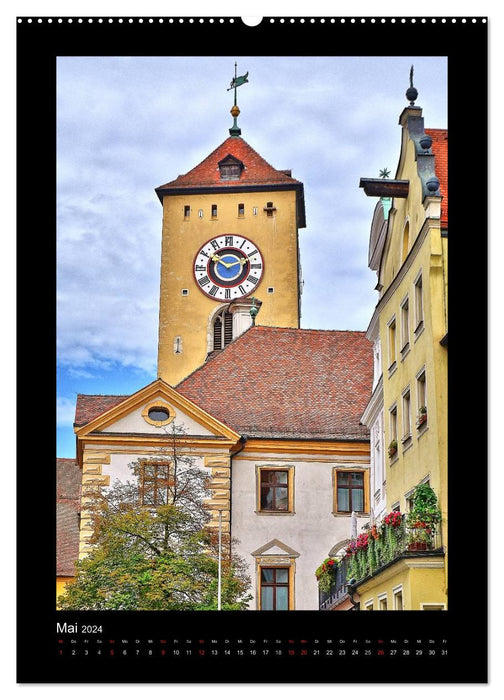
[213, 316, 223, 350]
[224, 312, 233, 346]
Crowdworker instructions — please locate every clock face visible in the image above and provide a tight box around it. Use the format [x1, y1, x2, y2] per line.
[193, 235, 264, 300]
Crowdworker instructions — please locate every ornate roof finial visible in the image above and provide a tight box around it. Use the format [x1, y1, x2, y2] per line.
[227, 62, 249, 137]
[406, 64, 418, 106]
[249, 297, 259, 325]
[379, 167, 391, 179]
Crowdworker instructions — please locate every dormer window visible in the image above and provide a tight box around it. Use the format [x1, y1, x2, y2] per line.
[218, 154, 244, 181]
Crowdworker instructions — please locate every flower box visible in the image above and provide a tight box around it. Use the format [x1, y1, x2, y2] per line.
[408, 541, 428, 552]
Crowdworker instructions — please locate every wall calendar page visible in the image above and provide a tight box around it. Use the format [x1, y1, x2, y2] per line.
[16, 12, 488, 686]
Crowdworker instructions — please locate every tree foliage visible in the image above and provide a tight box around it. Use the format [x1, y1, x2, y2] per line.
[58, 423, 251, 610]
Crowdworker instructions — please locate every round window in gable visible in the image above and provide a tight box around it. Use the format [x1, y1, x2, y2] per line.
[142, 401, 175, 427]
[148, 407, 170, 422]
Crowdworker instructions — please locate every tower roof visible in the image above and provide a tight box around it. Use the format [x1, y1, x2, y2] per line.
[155, 136, 306, 227]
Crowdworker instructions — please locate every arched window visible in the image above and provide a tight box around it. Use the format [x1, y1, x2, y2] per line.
[401, 221, 410, 263]
[213, 310, 233, 351]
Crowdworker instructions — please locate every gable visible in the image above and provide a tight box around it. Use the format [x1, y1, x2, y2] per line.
[74, 379, 240, 443]
[251, 539, 300, 558]
[99, 394, 216, 437]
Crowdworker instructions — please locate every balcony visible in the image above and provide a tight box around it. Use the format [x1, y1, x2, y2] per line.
[319, 557, 350, 610]
[317, 514, 443, 609]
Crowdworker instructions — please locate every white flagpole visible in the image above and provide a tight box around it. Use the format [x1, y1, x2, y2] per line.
[217, 508, 222, 611]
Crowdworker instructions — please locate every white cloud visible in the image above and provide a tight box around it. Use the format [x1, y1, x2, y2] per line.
[57, 55, 447, 375]
[57, 397, 77, 427]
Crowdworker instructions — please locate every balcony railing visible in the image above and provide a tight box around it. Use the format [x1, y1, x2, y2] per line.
[318, 523, 443, 609]
[319, 557, 349, 610]
[344, 523, 442, 585]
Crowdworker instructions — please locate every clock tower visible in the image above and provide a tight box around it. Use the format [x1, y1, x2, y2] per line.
[155, 76, 306, 386]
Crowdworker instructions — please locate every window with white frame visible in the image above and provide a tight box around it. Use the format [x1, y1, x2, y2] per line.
[378, 594, 388, 610]
[400, 296, 410, 355]
[402, 387, 411, 441]
[414, 272, 424, 334]
[390, 404, 398, 441]
[389, 405, 398, 460]
[387, 316, 397, 370]
[416, 368, 427, 428]
[393, 586, 404, 610]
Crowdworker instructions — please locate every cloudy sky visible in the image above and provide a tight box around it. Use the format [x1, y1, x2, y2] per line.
[56, 54, 447, 457]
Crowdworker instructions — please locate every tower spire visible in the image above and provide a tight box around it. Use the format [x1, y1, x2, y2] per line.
[227, 62, 248, 137]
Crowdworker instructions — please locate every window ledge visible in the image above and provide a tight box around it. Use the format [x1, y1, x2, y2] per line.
[414, 321, 425, 341]
[255, 510, 295, 516]
[332, 511, 369, 518]
[417, 424, 429, 438]
[401, 435, 413, 452]
[388, 361, 397, 378]
[400, 342, 410, 360]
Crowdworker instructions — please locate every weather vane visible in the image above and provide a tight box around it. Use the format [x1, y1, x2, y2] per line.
[379, 168, 391, 179]
[406, 64, 418, 106]
[227, 62, 249, 137]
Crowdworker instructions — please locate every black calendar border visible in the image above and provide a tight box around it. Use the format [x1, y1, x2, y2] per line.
[16, 15, 488, 684]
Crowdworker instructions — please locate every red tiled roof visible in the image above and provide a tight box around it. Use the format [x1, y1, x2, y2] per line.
[426, 128, 448, 228]
[156, 136, 301, 192]
[177, 326, 373, 441]
[56, 459, 81, 577]
[73, 328, 373, 441]
[74, 393, 128, 427]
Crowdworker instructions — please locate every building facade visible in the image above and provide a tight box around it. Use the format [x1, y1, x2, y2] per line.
[355, 87, 448, 611]
[72, 327, 372, 610]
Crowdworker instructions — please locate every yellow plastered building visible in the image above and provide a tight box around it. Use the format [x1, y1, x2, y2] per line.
[358, 95, 448, 610]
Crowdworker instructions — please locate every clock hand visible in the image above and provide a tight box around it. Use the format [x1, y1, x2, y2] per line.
[224, 257, 250, 268]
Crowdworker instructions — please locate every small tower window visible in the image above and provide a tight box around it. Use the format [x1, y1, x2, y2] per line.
[238, 203, 245, 217]
[174, 336, 182, 355]
[264, 201, 276, 217]
[198, 209, 203, 218]
[211, 204, 218, 218]
[253, 207, 258, 216]
[213, 311, 233, 351]
[184, 205, 190, 218]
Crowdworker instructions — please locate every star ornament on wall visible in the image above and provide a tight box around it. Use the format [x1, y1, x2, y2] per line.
[379, 168, 391, 179]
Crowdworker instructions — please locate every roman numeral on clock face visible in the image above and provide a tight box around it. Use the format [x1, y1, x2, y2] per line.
[208, 285, 219, 296]
[198, 276, 210, 287]
[247, 275, 259, 284]
[225, 236, 234, 246]
[195, 265, 206, 272]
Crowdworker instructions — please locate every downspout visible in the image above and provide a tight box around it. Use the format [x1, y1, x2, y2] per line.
[228, 435, 248, 557]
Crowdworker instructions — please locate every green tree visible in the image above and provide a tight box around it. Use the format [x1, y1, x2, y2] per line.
[58, 423, 251, 610]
